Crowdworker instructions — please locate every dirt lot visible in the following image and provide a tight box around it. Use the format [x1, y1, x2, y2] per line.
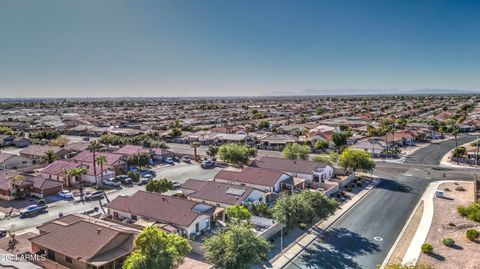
[418, 182, 480, 269]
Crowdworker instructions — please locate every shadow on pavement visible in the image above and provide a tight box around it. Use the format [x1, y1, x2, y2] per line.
[291, 228, 381, 269]
[374, 179, 414, 194]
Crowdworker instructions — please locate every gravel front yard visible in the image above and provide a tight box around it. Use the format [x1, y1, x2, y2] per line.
[418, 182, 480, 269]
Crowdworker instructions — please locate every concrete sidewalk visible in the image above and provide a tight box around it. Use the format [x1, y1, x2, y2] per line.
[267, 178, 380, 269]
[401, 180, 462, 265]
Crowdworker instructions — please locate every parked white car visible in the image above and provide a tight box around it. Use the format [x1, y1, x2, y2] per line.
[103, 178, 121, 187]
[58, 190, 74, 199]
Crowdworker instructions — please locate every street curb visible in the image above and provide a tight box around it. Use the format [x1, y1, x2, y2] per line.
[278, 179, 379, 269]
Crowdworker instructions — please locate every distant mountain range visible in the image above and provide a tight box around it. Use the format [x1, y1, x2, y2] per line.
[264, 88, 480, 96]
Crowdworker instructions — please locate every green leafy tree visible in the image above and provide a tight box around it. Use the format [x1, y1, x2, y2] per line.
[272, 191, 338, 227]
[145, 179, 173, 193]
[206, 146, 219, 159]
[312, 152, 339, 166]
[281, 143, 310, 160]
[218, 143, 255, 164]
[225, 205, 252, 222]
[169, 128, 182, 138]
[123, 226, 191, 269]
[332, 132, 348, 147]
[204, 223, 270, 269]
[338, 147, 376, 174]
[257, 120, 270, 129]
[452, 146, 466, 158]
[128, 152, 151, 170]
[41, 150, 59, 164]
[0, 127, 13, 135]
[314, 140, 329, 151]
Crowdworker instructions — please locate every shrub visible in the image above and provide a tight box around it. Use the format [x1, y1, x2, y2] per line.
[421, 243, 433, 254]
[299, 223, 307, 229]
[442, 238, 455, 246]
[466, 229, 480, 241]
[127, 171, 140, 182]
[457, 202, 480, 222]
[455, 186, 466, 191]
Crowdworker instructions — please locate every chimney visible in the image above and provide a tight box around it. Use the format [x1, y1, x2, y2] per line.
[97, 228, 102, 235]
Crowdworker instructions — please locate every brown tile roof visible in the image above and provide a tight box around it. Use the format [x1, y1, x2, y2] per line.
[114, 145, 149, 156]
[182, 179, 255, 206]
[19, 145, 64, 158]
[252, 157, 327, 174]
[106, 191, 212, 227]
[214, 166, 287, 187]
[72, 151, 124, 166]
[31, 215, 136, 263]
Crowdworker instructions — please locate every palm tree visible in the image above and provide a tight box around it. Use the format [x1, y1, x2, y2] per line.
[190, 141, 200, 160]
[41, 150, 59, 164]
[64, 167, 87, 201]
[95, 155, 107, 183]
[87, 140, 101, 187]
[95, 155, 110, 203]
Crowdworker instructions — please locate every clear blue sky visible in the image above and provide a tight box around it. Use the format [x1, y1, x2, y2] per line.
[1, 0, 479, 97]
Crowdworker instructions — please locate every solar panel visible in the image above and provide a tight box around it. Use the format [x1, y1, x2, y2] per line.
[226, 188, 245, 196]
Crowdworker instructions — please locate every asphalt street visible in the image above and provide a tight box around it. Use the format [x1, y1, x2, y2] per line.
[285, 135, 476, 269]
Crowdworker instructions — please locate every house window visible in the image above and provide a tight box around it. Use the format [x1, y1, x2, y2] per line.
[66, 256, 72, 264]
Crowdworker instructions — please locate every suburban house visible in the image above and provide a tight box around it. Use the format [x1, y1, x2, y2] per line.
[150, 147, 174, 162]
[0, 170, 63, 200]
[106, 190, 215, 239]
[352, 138, 388, 157]
[72, 150, 127, 173]
[384, 131, 416, 146]
[0, 152, 33, 170]
[114, 145, 150, 158]
[258, 134, 297, 150]
[30, 214, 137, 269]
[19, 145, 68, 164]
[64, 141, 91, 157]
[36, 160, 115, 187]
[12, 137, 31, 148]
[251, 157, 334, 184]
[181, 179, 267, 208]
[214, 166, 297, 193]
[0, 134, 14, 147]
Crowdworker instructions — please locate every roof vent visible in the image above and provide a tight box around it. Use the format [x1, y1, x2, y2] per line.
[97, 228, 102, 235]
